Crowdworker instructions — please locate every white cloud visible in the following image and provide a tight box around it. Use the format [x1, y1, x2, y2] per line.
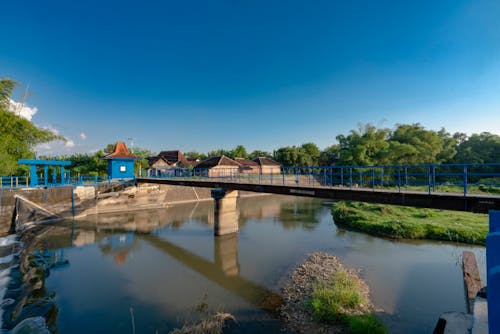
[64, 139, 75, 148]
[79, 132, 87, 140]
[8, 99, 38, 121]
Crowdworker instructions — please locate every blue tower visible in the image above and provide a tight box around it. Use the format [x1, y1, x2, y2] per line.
[102, 142, 139, 179]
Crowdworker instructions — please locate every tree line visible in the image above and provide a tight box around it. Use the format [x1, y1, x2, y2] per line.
[1, 77, 499, 177]
[189, 123, 499, 167]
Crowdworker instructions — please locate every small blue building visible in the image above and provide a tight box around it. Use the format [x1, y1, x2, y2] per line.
[102, 142, 139, 179]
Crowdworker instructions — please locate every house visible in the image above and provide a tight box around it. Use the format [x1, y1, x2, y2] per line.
[234, 158, 260, 174]
[195, 156, 241, 177]
[147, 150, 190, 176]
[157, 150, 190, 167]
[252, 157, 282, 175]
[102, 141, 139, 179]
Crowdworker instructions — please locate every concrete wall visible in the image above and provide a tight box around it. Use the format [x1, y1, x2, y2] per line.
[0, 183, 262, 235]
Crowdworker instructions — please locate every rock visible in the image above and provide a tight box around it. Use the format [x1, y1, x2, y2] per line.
[11, 317, 50, 334]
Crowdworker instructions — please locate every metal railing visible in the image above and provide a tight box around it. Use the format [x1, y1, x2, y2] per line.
[0, 175, 120, 189]
[146, 163, 500, 196]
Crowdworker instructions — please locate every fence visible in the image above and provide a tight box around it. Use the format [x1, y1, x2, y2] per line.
[147, 163, 500, 196]
[0, 175, 117, 188]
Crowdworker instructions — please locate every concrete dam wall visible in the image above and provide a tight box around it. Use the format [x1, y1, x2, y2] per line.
[0, 183, 242, 234]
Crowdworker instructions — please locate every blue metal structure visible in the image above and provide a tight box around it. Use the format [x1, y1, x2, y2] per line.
[488, 210, 500, 334]
[18, 158, 71, 187]
[145, 162, 500, 196]
[106, 158, 136, 180]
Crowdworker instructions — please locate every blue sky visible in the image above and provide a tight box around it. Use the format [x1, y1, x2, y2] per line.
[1, 0, 499, 155]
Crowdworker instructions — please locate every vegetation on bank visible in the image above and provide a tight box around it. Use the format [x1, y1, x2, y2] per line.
[307, 267, 386, 334]
[332, 201, 488, 245]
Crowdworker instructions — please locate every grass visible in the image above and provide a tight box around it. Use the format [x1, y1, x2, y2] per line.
[332, 201, 488, 245]
[307, 268, 386, 334]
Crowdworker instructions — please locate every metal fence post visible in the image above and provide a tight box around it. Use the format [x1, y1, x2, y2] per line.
[432, 165, 436, 192]
[330, 167, 333, 187]
[398, 166, 401, 192]
[380, 168, 383, 189]
[428, 165, 431, 195]
[405, 166, 408, 191]
[371, 167, 375, 191]
[463, 166, 468, 196]
[349, 168, 353, 190]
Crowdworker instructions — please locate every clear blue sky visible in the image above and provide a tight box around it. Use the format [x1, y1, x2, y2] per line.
[1, 0, 499, 155]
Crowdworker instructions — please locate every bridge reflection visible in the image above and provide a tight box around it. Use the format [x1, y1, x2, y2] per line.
[139, 233, 283, 314]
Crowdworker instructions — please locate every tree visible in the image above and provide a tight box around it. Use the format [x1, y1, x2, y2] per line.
[452, 132, 500, 163]
[248, 150, 272, 159]
[0, 78, 63, 175]
[184, 151, 208, 161]
[274, 146, 300, 166]
[336, 124, 390, 165]
[230, 145, 248, 159]
[319, 145, 340, 166]
[207, 148, 231, 158]
[388, 124, 446, 164]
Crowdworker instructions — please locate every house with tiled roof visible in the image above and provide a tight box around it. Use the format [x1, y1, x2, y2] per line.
[147, 150, 190, 176]
[234, 158, 260, 174]
[195, 156, 241, 177]
[158, 150, 189, 167]
[252, 157, 282, 175]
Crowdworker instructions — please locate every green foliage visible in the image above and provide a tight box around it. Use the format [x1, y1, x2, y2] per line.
[307, 268, 386, 333]
[336, 124, 390, 165]
[319, 144, 340, 166]
[248, 150, 272, 159]
[61, 152, 107, 176]
[332, 201, 488, 245]
[184, 150, 208, 161]
[273, 143, 321, 166]
[452, 132, 500, 163]
[230, 145, 247, 159]
[0, 78, 63, 175]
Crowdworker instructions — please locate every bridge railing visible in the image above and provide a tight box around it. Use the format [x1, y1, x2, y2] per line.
[146, 163, 500, 196]
[0, 175, 117, 188]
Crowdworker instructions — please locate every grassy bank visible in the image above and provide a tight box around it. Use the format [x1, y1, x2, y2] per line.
[332, 201, 488, 245]
[307, 267, 386, 334]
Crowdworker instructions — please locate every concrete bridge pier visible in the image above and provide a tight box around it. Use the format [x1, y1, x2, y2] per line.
[211, 189, 239, 236]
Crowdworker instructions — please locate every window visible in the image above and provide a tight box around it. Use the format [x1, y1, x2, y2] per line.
[120, 166, 126, 172]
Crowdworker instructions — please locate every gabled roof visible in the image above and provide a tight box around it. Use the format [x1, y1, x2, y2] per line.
[147, 156, 171, 166]
[195, 156, 241, 168]
[235, 158, 258, 167]
[103, 142, 138, 160]
[158, 150, 189, 165]
[252, 157, 282, 166]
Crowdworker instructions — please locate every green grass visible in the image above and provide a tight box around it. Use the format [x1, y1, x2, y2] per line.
[307, 268, 386, 334]
[332, 201, 488, 245]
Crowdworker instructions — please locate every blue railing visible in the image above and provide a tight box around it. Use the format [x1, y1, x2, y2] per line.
[488, 211, 500, 334]
[0, 175, 117, 188]
[147, 163, 500, 196]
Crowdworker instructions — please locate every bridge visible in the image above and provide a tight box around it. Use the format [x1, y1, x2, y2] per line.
[137, 163, 500, 214]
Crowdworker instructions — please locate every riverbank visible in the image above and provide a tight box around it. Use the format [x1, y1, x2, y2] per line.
[280, 252, 386, 334]
[332, 201, 488, 245]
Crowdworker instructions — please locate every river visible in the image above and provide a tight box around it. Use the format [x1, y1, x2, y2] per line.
[1, 195, 486, 333]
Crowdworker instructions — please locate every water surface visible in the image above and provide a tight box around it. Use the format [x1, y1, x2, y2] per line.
[8, 195, 487, 333]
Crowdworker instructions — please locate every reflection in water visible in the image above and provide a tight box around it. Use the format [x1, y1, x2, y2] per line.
[214, 234, 239, 276]
[140, 233, 283, 314]
[0, 195, 487, 333]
